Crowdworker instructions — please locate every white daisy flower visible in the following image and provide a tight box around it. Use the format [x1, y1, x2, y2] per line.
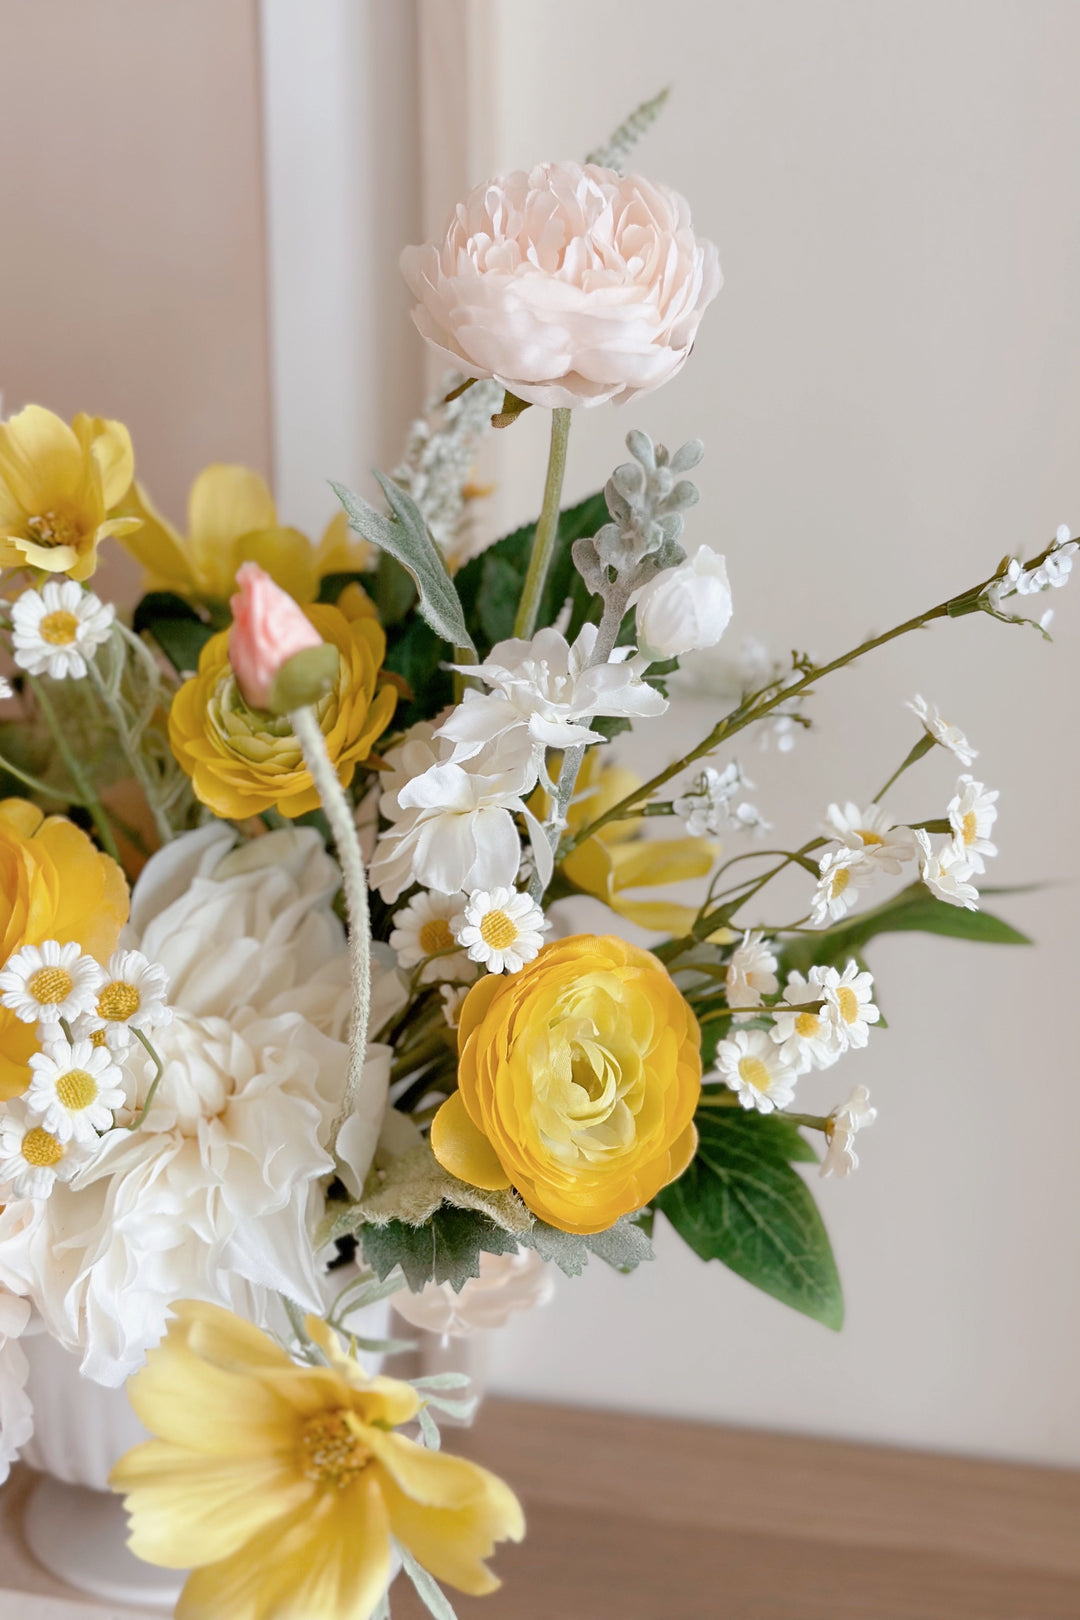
[823, 801, 916, 875]
[906, 695, 978, 766]
[80, 948, 172, 1051]
[0, 1102, 87, 1199]
[10, 580, 115, 680]
[24, 1037, 126, 1144]
[815, 962, 880, 1050]
[389, 891, 472, 984]
[725, 931, 779, 1010]
[946, 775, 998, 875]
[0, 940, 105, 1027]
[820, 1085, 877, 1180]
[809, 847, 877, 928]
[914, 828, 979, 910]
[439, 982, 469, 1029]
[712, 1028, 799, 1114]
[452, 887, 549, 974]
[770, 972, 845, 1072]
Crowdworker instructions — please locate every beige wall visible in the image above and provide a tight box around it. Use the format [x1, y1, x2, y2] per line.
[475, 0, 1080, 1465]
[0, 0, 272, 597]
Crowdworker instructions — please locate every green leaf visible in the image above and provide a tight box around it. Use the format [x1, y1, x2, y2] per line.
[357, 1208, 518, 1293]
[382, 615, 453, 728]
[132, 591, 214, 675]
[332, 476, 475, 656]
[656, 1110, 843, 1329]
[519, 1213, 655, 1278]
[781, 880, 1031, 978]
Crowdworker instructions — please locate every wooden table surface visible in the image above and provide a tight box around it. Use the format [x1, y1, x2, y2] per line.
[4, 1399, 1080, 1619]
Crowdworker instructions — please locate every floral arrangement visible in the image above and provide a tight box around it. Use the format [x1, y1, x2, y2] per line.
[0, 98, 1073, 1619]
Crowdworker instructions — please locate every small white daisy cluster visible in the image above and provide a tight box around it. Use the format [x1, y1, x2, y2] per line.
[674, 762, 771, 839]
[985, 525, 1077, 630]
[0, 942, 171, 1199]
[10, 580, 114, 680]
[914, 774, 999, 913]
[709, 956, 880, 1177]
[390, 885, 549, 989]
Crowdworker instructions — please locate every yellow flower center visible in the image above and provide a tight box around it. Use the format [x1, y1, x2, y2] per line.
[28, 966, 73, 1005]
[830, 868, 850, 899]
[89, 1028, 109, 1048]
[298, 1410, 372, 1488]
[26, 510, 79, 548]
[835, 987, 860, 1024]
[21, 1126, 64, 1168]
[738, 1056, 772, 1092]
[39, 610, 80, 646]
[98, 981, 140, 1021]
[479, 910, 518, 950]
[795, 1011, 821, 1038]
[55, 1068, 99, 1112]
[419, 919, 453, 956]
[857, 829, 884, 846]
[961, 810, 977, 845]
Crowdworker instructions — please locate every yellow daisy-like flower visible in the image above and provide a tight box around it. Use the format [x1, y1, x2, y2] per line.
[110, 1302, 524, 1620]
[545, 754, 717, 933]
[0, 405, 139, 580]
[432, 934, 702, 1234]
[0, 799, 129, 1099]
[168, 604, 397, 819]
[118, 463, 372, 604]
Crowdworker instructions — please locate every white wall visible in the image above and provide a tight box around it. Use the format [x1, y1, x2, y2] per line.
[462, 0, 1080, 1465]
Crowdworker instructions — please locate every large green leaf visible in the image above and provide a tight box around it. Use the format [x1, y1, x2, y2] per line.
[782, 881, 1031, 978]
[132, 591, 215, 676]
[656, 1110, 843, 1329]
[358, 1208, 519, 1293]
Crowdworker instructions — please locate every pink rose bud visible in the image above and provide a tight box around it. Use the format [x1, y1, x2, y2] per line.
[229, 562, 339, 714]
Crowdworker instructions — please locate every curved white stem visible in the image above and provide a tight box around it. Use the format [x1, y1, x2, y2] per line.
[289, 704, 372, 1169]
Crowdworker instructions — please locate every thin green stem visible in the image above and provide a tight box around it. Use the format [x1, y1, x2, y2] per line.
[129, 1029, 165, 1127]
[27, 674, 122, 862]
[871, 734, 935, 803]
[280, 1296, 330, 1366]
[0, 747, 81, 805]
[512, 407, 572, 640]
[780, 1110, 831, 1132]
[87, 659, 175, 846]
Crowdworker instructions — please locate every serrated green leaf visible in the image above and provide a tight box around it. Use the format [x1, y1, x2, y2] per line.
[132, 591, 214, 675]
[585, 1215, 655, 1273]
[332, 476, 475, 655]
[358, 1209, 519, 1293]
[521, 1222, 589, 1277]
[656, 1111, 843, 1329]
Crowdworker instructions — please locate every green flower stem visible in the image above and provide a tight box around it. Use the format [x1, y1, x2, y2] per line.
[562, 549, 1049, 857]
[780, 1110, 832, 1132]
[26, 674, 122, 863]
[512, 406, 572, 641]
[128, 1029, 165, 1127]
[289, 704, 373, 1173]
[87, 657, 175, 847]
[0, 747, 80, 804]
[872, 733, 935, 803]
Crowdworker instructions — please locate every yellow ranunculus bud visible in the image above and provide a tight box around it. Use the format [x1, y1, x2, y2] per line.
[167, 603, 397, 820]
[431, 934, 701, 1234]
[0, 800, 129, 1098]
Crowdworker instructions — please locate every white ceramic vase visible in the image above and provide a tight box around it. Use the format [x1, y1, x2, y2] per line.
[21, 1289, 392, 1612]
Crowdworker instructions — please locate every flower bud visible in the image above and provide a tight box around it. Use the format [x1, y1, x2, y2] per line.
[229, 562, 337, 713]
[632, 543, 733, 660]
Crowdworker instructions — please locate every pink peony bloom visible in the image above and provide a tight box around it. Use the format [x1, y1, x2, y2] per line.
[229, 562, 325, 710]
[401, 161, 721, 410]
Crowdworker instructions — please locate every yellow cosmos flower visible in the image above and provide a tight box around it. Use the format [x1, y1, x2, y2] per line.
[110, 1301, 524, 1620]
[118, 463, 372, 604]
[168, 604, 397, 819]
[432, 934, 701, 1234]
[543, 754, 716, 933]
[0, 799, 129, 1099]
[0, 405, 139, 579]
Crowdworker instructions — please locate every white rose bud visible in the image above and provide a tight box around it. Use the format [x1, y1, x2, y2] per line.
[633, 544, 733, 660]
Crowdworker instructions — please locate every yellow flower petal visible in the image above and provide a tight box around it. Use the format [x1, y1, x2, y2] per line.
[0, 405, 84, 509]
[373, 1440, 524, 1597]
[74, 413, 135, 510]
[233, 526, 320, 604]
[430, 1090, 511, 1192]
[113, 479, 196, 595]
[188, 464, 277, 557]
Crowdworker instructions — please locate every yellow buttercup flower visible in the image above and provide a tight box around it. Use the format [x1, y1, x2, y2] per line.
[118, 463, 372, 604]
[432, 934, 701, 1234]
[0, 799, 129, 1099]
[0, 406, 139, 579]
[545, 754, 716, 933]
[168, 604, 397, 819]
[110, 1302, 524, 1620]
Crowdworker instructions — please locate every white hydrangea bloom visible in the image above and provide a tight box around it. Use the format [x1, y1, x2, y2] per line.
[823, 801, 916, 874]
[820, 1085, 877, 1180]
[10, 580, 114, 680]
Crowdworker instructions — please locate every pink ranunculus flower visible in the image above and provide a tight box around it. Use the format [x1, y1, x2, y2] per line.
[401, 161, 722, 410]
[229, 561, 326, 710]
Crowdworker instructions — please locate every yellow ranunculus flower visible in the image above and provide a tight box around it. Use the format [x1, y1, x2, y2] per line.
[431, 935, 701, 1234]
[0, 799, 129, 1099]
[0, 405, 139, 579]
[110, 1302, 524, 1619]
[118, 463, 372, 604]
[168, 604, 397, 819]
[546, 753, 716, 933]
